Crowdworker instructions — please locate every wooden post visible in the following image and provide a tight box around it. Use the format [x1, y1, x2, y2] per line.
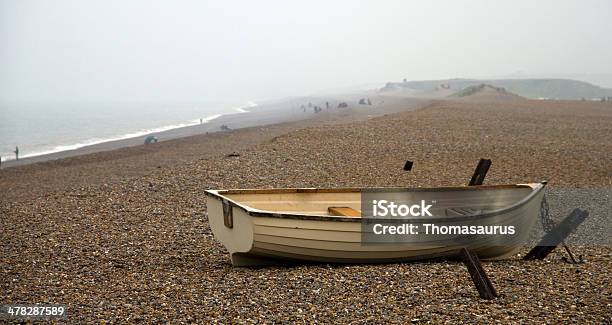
[463, 159, 498, 299]
[403, 160, 413, 171]
[460, 248, 498, 299]
[524, 209, 589, 260]
[469, 159, 492, 186]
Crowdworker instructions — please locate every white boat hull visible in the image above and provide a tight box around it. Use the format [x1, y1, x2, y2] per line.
[206, 184, 545, 266]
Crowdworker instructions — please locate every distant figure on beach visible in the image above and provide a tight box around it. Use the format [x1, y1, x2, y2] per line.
[326, 101, 329, 109]
[14, 146, 19, 160]
[144, 136, 158, 144]
[200, 118, 203, 124]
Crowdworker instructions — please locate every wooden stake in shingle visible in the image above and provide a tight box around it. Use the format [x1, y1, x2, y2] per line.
[460, 248, 499, 299]
[462, 159, 498, 299]
[524, 208, 589, 261]
[469, 159, 492, 186]
[403, 160, 413, 171]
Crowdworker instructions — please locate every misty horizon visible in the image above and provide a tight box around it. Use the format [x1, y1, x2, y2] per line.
[2, 0, 612, 105]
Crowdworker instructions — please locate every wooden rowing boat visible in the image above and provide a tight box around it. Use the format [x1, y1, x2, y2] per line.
[205, 183, 546, 266]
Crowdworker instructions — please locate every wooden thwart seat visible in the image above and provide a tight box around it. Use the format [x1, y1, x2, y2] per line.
[446, 207, 481, 217]
[328, 207, 361, 217]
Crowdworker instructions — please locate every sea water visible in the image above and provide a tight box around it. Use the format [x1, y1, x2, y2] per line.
[0, 100, 256, 162]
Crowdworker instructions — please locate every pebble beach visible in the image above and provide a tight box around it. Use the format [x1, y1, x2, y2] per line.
[1, 97, 611, 323]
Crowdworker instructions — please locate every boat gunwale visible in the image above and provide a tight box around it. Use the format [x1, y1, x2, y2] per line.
[204, 183, 547, 223]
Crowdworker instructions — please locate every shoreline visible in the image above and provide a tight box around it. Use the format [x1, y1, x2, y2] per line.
[3, 110, 229, 162]
[0, 95, 431, 169]
[0, 99, 298, 168]
[0, 101, 265, 168]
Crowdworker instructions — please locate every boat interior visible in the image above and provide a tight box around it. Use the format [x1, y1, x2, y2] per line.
[211, 184, 538, 218]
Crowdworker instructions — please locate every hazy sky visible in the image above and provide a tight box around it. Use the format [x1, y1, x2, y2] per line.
[1, 0, 611, 103]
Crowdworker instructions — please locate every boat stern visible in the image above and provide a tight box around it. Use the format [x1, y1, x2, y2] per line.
[205, 190, 255, 257]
